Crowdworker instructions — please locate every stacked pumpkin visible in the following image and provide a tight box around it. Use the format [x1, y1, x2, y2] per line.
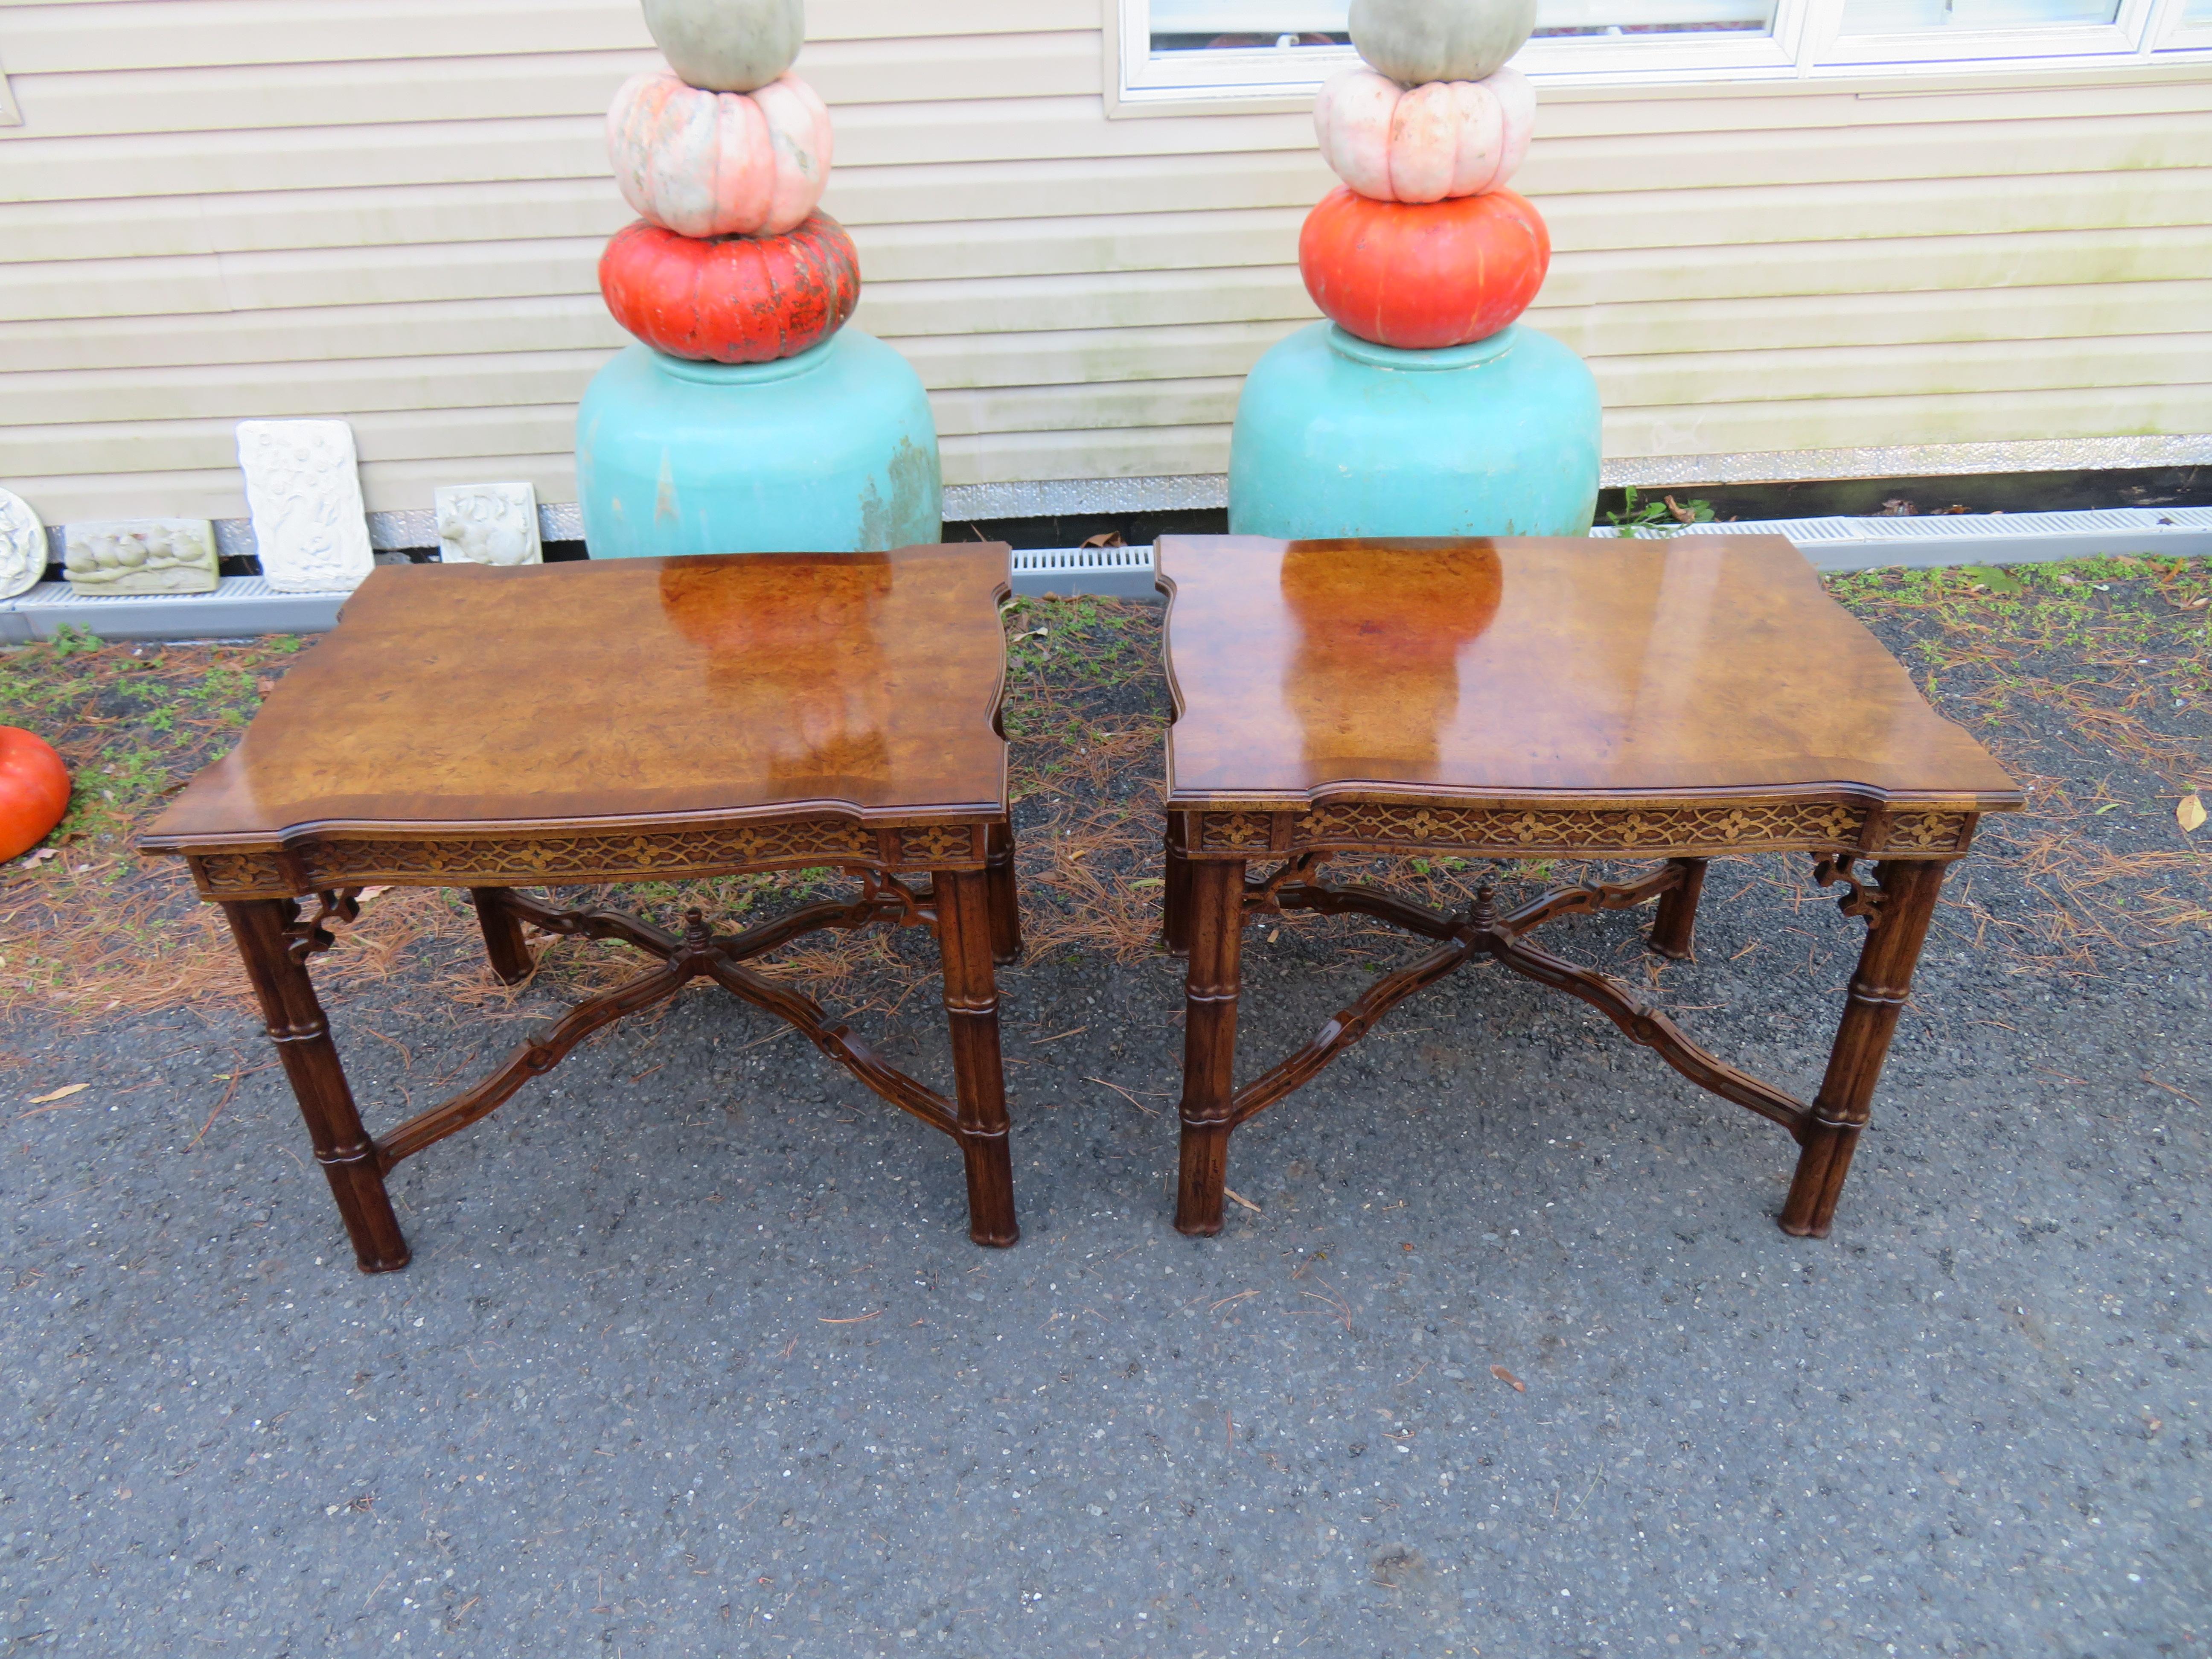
[1302, 0, 1547, 351]
[599, 0, 857, 364]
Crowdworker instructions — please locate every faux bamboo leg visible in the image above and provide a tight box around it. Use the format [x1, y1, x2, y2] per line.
[1649, 857, 1708, 960]
[1780, 858, 1947, 1239]
[1174, 859, 1246, 1237]
[469, 887, 535, 985]
[1161, 812, 1193, 955]
[935, 868, 1019, 1247]
[221, 899, 410, 1273]
[983, 822, 1022, 966]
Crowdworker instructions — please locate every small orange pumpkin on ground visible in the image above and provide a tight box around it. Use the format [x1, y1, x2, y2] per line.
[0, 726, 71, 862]
[1298, 185, 1550, 351]
[599, 214, 862, 364]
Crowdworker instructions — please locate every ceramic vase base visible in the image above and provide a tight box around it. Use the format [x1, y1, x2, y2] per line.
[577, 328, 943, 557]
[1228, 322, 1600, 541]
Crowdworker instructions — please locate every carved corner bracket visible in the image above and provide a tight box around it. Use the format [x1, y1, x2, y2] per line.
[1243, 852, 1333, 914]
[1812, 853, 1886, 928]
[848, 867, 937, 933]
[284, 889, 361, 961]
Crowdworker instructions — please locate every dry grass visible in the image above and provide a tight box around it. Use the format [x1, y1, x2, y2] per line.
[999, 595, 1173, 965]
[1, 554, 2203, 1026]
[1829, 554, 2211, 972]
[0, 636, 307, 1020]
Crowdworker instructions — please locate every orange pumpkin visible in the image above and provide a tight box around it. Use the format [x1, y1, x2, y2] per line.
[0, 726, 70, 862]
[1298, 185, 1549, 350]
[599, 214, 861, 364]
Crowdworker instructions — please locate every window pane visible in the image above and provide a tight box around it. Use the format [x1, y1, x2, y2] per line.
[1147, 0, 1349, 52]
[1534, 0, 1777, 39]
[1146, 0, 1778, 55]
[1837, 0, 2119, 32]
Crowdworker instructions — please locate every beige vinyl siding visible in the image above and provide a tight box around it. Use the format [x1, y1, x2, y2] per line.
[0, 0, 2206, 526]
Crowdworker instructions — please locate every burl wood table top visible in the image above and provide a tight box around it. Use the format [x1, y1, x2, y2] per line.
[1158, 535, 2022, 815]
[145, 545, 1013, 851]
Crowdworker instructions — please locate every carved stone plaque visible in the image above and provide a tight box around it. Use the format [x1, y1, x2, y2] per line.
[63, 518, 219, 596]
[0, 487, 44, 601]
[236, 419, 375, 593]
[435, 483, 542, 566]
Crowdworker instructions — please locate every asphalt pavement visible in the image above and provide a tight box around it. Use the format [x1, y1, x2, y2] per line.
[4, 876, 2206, 1656]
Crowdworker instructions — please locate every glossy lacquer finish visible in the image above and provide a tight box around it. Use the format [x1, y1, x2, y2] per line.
[146, 546, 1008, 846]
[1161, 535, 2020, 808]
[1154, 534, 2020, 1244]
[142, 547, 1022, 1269]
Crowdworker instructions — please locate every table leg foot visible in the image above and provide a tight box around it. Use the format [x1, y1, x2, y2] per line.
[1649, 857, 1707, 960]
[1779, 1124, 1858, 1238]
[469, 887, 535, 984]
[1173, 858, 1244, 1237]
[960, 1132, 1020, 1248]
[324, 1159, 414, 1271]
[937, 868, 1019, 1247]
[1174, 1124, 1230, 1236]
[222, 899, 410, 1273]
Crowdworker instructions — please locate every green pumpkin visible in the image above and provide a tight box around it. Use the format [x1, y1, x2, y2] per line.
[642, 0, 805, 93]
[1348, 0, 1539, 85]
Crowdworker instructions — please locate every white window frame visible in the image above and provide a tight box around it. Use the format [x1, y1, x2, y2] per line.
[2154, 0, 2212, 46]
[1111, 0, 2212, 107]
[1805, 0, 2159, 67]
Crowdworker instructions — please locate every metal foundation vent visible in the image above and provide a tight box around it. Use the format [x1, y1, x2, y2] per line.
[1590, 505, 2212, 569]
[1010, 543, 1159, 599]
[0, 576, 348, 644]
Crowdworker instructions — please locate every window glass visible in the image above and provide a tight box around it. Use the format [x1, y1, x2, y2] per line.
[1147, 0, 1349, 52]
[1534, 0, 1779, 38]
[1146, 0, 1781, 57]
[1837, 0, 2119, 32]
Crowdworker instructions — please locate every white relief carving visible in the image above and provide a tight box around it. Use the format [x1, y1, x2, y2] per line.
[236, 419, 375, 594]
[435, 483, 542, 567]
[0, 488, 44, 601]
[63, 518, 219, 596]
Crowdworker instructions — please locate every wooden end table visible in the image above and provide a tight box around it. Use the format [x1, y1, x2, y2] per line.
[142, 546, 1024, 1271]
[1155, 535, 2022, 1240]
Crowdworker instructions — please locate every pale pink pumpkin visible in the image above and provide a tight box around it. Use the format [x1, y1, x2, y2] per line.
[606, 69, 833, 240]
[1313, 64, 1534, 204]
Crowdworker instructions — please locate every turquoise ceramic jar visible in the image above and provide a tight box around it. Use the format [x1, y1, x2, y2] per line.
[576, 327, 941, 557]
[1228, 321, 1600, 540]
